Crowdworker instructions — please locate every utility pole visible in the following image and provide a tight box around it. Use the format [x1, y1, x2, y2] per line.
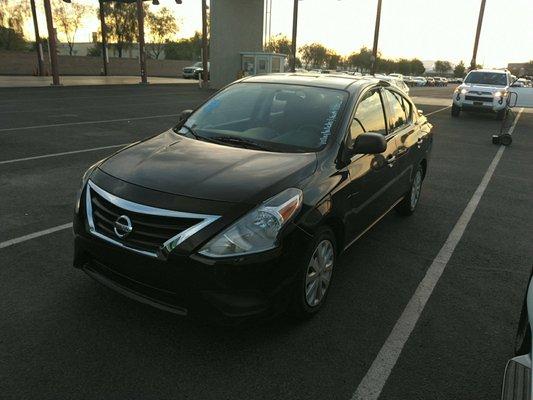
[99, 0, 109, 76]
[29, 0, 45, 76]
[290, 0, 299, 72]
[43, 0, 60, 85]
[136, 0, 148, 84]
[370, 0, 382, 75]
[201, 0, 209, 88]
[470, 0, 486, 71]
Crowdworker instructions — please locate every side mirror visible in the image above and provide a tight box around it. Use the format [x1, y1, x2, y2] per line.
[178, 109, 193, 124]
[352, 132, 387, 155]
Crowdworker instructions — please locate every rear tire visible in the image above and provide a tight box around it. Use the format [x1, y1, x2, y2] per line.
[451, 104, 461, 117]
[396, 164, 424, 216]
[288, 227, 336, 320]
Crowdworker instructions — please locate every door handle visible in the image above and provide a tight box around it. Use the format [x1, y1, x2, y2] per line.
[386, 155, 396, 167]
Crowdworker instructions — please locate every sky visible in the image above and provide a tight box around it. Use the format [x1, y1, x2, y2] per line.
[23, 0, 532, 68]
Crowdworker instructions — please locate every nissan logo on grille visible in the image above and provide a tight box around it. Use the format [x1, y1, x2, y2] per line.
[114, 215, 133, 238]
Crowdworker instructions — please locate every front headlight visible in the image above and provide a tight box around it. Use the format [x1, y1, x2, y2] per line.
[198, 188, 303, 258]
[74, 161, 101, 214]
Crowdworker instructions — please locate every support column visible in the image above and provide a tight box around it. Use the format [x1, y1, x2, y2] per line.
[136, 0, 148, 84]
[201, 0, 209, 88]
[30, 0, 45, 76]
[210, 0, 264, 89]
[370, 0, 382, 75]
[470, 0, 486, 71]
[43, 0, 60, 85]
[290, 0, 298, 72]
[99, 0, 109, 76]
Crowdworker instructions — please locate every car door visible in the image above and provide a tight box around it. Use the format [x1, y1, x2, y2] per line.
[382, 89, 428, 195]
[342, 87, 402, 244]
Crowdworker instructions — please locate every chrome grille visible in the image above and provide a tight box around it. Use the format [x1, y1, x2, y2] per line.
[85, 181, 220, 258]
[465, 95, 492, 102]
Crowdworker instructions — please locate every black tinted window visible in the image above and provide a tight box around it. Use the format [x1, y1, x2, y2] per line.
[350, 90, 387, 144]
[383, 90, 410, 131]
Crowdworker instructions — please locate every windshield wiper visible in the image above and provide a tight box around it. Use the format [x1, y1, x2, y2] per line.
[209, 136, 271, 151]
[177, 124, 202, 140]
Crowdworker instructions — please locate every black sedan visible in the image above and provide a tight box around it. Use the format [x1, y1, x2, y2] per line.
[73, 73, 433, 324]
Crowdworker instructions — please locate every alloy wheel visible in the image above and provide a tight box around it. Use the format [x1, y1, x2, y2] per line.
[305, 239, 334, 307]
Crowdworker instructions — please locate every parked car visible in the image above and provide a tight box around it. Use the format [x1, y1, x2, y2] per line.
[389, 73, 404, 80]
[425, 77, 436, 86]
[451, 69, 512, 119]
[182, 61, 210, 80]
[412, 76, 427, 86]
[403, 76, 415, 86]
[73, 74, 433, 323]
[434, 77, 448, 86]
[375, 74, 410, 94]
[501, 270, 533, 399]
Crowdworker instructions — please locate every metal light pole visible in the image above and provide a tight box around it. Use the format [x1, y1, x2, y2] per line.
[43, 0, 60, 85]
[29, 0, 45, 76]
[290, 0, 299, 72]
[99, 0, 109, 76]
[370, 0, 382, 75]
[136, 0, 148, 84]
[470, 0, 486, 71]
[201, 0, 208, 88]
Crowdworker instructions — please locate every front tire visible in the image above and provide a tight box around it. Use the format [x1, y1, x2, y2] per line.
[288, 227, 336, 319]
[451, 104, 461, 117]
[396, 164, 424, 216]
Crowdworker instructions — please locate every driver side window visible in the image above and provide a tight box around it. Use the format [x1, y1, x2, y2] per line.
[349, 89, 387, 147]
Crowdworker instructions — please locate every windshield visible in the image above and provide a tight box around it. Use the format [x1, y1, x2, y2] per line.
[464, 71, 507, 86]
[179, 83, 348, 153]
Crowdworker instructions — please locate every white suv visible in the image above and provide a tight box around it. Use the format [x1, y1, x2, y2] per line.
[452, 69, 512, 119]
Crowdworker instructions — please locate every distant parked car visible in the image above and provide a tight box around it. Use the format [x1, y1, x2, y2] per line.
[451, 68, 512, 120]
[425, 77, 435, 86]
[182, 61, 210, 80]
[389, 73, 404, 80]
[412, 76, 427, 86]
[434, 77, 448, 86]
[375, 74, 410, 94]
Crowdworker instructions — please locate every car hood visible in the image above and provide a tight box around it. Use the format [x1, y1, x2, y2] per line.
[460, 83, 507, 93]
[100, 130, 318, 204]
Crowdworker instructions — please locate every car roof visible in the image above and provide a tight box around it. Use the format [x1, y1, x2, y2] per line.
[469, 69, 508, 74]
[240, 73, 380, 92]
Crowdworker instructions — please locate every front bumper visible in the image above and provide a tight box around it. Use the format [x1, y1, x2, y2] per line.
[453, 93, 507, 112]
[73, 212, 308, 323]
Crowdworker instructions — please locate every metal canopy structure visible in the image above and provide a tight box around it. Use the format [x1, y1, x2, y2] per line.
[32, 0, 206, 87]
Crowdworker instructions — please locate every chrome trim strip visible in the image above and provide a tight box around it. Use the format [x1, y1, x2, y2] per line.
[85, 180, 220, 258]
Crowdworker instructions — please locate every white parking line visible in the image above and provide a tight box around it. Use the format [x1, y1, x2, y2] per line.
[352, 108, 524, 400]
[0, 114, 177, 133]
[426, 105, 451, 116]
[0, 143, 129, 165]
[0, 223, 73, 249]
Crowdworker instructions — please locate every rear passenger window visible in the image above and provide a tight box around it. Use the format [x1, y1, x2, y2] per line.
[350, 90, 387, 145]
[383, 90, 410, 131]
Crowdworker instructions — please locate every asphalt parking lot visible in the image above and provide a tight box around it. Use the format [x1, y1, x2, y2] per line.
[2, 83, 533, 400]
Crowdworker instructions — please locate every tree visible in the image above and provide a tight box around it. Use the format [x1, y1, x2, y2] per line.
[453, 61, 466, 77]
[0, 0, 29, 50]
[146, 7, 178, 60]
[299, 43, 328, 69]
[101, 1, 138, 58]
[53, 0, 92, 56]
[265, 34, 292, 56]
[434, 60, 452, 75]
[347, 47, 373, 72]
[164, 31, 203, 60]
[326, 50, 341, 70]
[410, 58, 425, 75]
[87, 44, 101, 57]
